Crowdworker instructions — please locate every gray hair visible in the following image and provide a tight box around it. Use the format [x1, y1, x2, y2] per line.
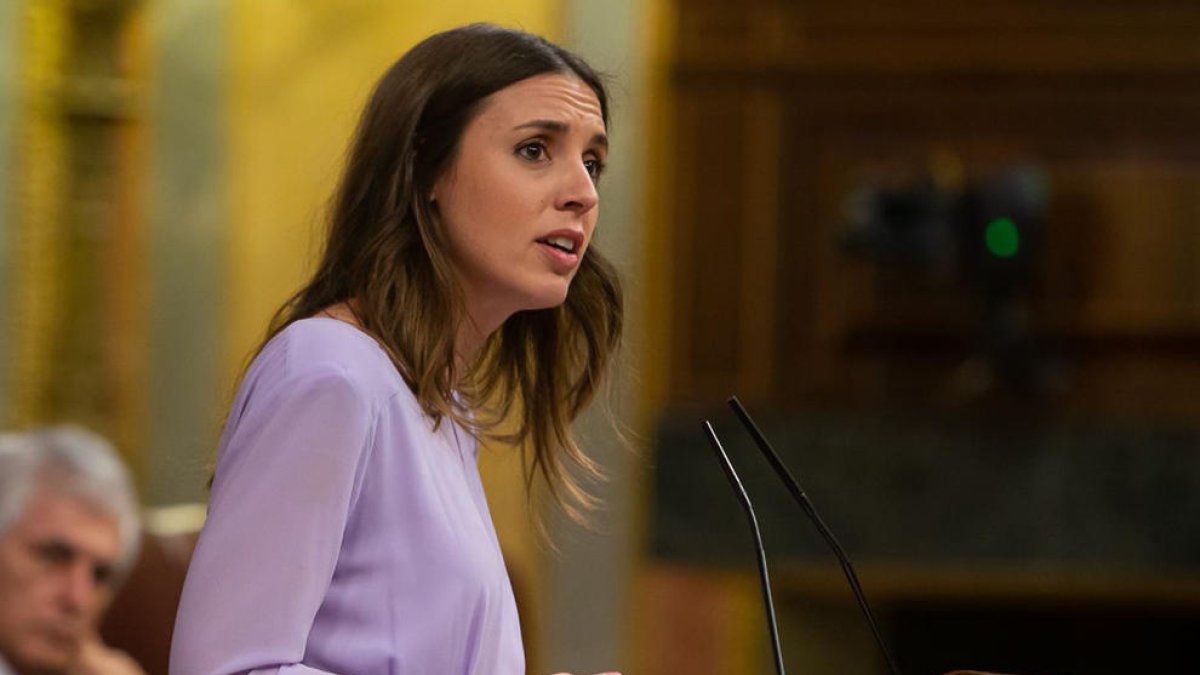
[0, 426, 141, 575]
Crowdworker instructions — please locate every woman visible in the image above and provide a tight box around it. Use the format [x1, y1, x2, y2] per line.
[170, 24, 622, 675]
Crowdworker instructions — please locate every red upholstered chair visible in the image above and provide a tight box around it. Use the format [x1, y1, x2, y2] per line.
[100, 505, 204, 675]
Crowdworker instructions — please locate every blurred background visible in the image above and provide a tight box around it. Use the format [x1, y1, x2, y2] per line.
[2, 1, 1199, 674]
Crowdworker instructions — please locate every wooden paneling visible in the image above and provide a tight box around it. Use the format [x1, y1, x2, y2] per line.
[667, 0, 1200, 420]
[677, 1, 1200, 74]
[670, 86, 747, 396]
[672, 83, 789, 400]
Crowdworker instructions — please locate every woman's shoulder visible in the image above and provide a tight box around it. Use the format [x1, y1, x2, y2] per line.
[250, 317, 405, 404]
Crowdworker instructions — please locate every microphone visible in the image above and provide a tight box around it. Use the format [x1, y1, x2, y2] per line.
[727, 396, 903, 675]
[701, 421, 787, 675]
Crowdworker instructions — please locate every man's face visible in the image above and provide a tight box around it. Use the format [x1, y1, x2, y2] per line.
[0, 488, 121, 673]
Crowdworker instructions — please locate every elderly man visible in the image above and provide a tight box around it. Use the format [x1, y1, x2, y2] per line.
[0, 427, 145, 675]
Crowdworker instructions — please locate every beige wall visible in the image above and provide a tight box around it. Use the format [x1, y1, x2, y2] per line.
[0, 0, 21, 416]
[542, 1, 674, 672]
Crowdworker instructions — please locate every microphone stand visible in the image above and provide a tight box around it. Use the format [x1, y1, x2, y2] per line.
[727, 396, 903, 675]
[702, 421, 787, 675]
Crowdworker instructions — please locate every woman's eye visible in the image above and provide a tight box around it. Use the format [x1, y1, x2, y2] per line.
[517, 142, 547, 161]
[584, 158, 606, 180]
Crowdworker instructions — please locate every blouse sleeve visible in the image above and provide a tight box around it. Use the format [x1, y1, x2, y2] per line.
[170, 364, 375, 675]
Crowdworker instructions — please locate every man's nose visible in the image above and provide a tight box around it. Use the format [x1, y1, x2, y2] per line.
[59, 562, 99, 613]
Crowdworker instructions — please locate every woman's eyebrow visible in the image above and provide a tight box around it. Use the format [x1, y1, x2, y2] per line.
[512, 119, 608, 149]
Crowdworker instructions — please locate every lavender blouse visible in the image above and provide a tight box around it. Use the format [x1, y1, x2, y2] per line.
[170, 318, 524, 675]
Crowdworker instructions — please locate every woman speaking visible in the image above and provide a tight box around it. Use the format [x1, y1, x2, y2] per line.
[170, 24, 623, 675]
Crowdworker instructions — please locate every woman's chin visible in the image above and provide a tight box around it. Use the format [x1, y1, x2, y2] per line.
[521, 281, 572, 312]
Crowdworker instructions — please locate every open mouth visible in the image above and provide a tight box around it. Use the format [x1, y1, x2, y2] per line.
[537, 236, 579, 255]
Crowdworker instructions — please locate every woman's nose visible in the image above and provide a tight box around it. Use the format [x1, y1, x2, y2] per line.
[556, 162, 599, 215]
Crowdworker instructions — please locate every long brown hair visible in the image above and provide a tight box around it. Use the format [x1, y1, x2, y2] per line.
[259, 24, 622, 521]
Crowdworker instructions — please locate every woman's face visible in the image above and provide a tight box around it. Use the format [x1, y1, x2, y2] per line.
[432, 72, 607, 332]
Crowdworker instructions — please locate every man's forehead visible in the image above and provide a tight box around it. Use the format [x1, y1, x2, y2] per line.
[13, 490, 121, 559]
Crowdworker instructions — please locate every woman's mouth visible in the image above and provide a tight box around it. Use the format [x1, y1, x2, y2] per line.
[537, 235, 578, 254]
[536, 235, 583, 273]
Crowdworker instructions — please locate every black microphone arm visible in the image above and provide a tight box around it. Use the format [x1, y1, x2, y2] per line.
[701, 421, 787, 675]
[727, 396, 903, 675]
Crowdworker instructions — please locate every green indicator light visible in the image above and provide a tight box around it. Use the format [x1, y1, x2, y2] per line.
[985, 217, 1020, 258]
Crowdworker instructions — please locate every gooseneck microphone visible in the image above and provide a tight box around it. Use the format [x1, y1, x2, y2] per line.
[701, 421, 787, 675]
[727, 396, 903, 675]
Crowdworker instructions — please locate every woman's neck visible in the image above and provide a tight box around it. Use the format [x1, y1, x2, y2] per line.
[318, 302, 363, 328]
[454, 293, 514, 376]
